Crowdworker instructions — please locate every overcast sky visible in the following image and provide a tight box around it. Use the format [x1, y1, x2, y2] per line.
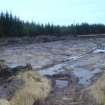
[0, 0, 104, 25]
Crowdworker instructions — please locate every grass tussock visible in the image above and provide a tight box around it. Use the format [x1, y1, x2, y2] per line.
[89, 71, 105, 105]
[9, 70, 51, 105]
[0, 69, 51, 105]
[0, 99, 10, 105]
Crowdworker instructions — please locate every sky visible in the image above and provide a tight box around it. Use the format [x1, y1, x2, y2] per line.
[0, 0, 105, 25]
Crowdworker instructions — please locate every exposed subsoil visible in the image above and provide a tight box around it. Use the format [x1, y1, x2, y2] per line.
[0, 37, 105, 105]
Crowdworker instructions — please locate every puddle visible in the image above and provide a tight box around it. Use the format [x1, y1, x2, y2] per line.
[67, 56, 82, 60]
[93, 49, 105, 53]
[39, 63, 102, 86]
[55, 80, 69, 88]
[72, 68, 101, 85]
[38, 64, 65, 76]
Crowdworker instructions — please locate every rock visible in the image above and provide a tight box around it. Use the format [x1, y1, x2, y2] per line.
[0, 60, 8, 72]
[93, 49, 105, 53]
[0, 61, 12, 77]
[11, 64, 33, 74]
[0, 63, 33, 78]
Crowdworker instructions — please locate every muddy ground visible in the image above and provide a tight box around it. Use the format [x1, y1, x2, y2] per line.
[0, 37, 105, 105]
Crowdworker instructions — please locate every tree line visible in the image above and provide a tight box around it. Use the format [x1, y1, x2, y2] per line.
[0, 12, 105, 37]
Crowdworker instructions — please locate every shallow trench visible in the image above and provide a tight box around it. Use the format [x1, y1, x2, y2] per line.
[37, 61, 102, 105]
